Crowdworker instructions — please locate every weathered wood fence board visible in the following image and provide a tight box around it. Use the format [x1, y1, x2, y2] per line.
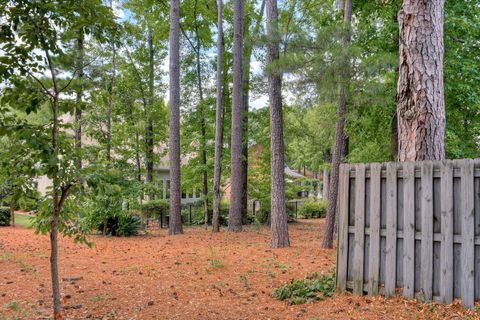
[336, 159, 480, 308]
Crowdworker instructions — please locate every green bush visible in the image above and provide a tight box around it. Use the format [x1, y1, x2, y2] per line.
[141, 199, 169, 219]
[298, 200, 327, 219]
[116, 215, 142, 236]
[98, 214, 141, 236]
[272, 272, 335, 305]
[0, 207, 11, 226]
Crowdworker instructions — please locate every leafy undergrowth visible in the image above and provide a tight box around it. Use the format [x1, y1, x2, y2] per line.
[272, 271, 335, 305]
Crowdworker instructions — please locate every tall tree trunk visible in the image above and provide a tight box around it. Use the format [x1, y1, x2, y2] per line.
[74, 33, 84, 172]
[241, 0, 265, 224]
[397, 0, 445, 161]
[146, 29, 155, 196]
[322, 0, 352, 249]
[107, 41, 115, 162]
[168, 0, 183, 235]
[9, 199, 14, 227]
[212, 0, 224, 233]
[51, 93, 62, 319]
[191, 0, 209, 228]
[267, 0, 290, 248]
[322, 149, 331, 199]
[229, 0, 245, 232]
[322, 169, 329, 199]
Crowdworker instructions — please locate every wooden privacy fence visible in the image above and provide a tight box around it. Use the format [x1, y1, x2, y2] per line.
[336, 159, 480, 308]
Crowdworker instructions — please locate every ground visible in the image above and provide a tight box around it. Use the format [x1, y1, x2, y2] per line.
[0, 219, 478, 320]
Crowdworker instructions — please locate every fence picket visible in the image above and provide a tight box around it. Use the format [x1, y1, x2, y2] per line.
[403, 162, 415, 298]
[337, 164, 350, 292]
[440, 161, 453, 303]
[421, 161, 434, 301]
[353, 164, 366, 295]
[368, 163, 381, 295]
[461, 159, 474, 308]
[336, 159, 479, 309]
[385, 162, 397, 297]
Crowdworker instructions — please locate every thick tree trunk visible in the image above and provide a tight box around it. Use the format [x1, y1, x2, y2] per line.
[212, 0, 224, 233]
[74, 33, 84, 172]
[228, 0, 245, 232]
[267, 0, 290, 248]
[168, 0, 183, 235]
[322, 0, 352, 249]
[146, 30, 155, 195]
[397, 0, 445, 161]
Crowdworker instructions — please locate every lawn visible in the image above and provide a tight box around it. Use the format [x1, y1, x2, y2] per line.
[13, 213, 32, 228]
[0, 220, 477, 319]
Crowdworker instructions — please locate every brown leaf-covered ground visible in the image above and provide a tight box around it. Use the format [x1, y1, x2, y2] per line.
[0, 219, 478, 319]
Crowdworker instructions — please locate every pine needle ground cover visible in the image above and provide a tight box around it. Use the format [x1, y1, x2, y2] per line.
[0, 220, 478, 319]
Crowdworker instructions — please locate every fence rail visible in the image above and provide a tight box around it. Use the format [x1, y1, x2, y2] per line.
[336, 159, 480, 308]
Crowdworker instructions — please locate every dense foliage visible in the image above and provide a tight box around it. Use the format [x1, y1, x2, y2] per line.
[0, 207, 10, 226]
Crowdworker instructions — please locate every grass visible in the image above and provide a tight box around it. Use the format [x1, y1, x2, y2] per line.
[12, 214, 32, 228]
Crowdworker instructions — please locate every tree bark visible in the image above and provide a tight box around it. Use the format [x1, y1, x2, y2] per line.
[228, 0, 245, 232]
[9, 199, 14, 227]
[193, 1, 209, 228]
[397, 0, 445, 161]
[212, 0, 224, 233]
[322, 0, 352, 249]
[168, 0, 183, 235]
[106, 39, 115, 162]
[267, 0, 290, 248]
[146, 29, 155, 196]
[322, 168, 329, 199]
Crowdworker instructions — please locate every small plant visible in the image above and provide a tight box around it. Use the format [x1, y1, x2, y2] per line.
[239, 274, 249, 288]
[3, 300, 29, 319]
[272, 272, 335, 305]
[90, 294, 105, 302]
[208, 259, 224, 268]
[0, 252, 13, 262]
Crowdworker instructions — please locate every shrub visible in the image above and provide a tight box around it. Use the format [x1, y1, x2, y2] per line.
[116, 215, 142, 236]
[141, 199, 169, 219]
[272, 272, 335, 305]
[0, 207, 11, 226]
[298, 200, 327, 219]
[99, 214, 142, 236]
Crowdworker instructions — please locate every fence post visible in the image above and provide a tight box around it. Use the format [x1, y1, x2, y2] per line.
[384, 162, 397, 297]
[368, 163, 381, 295]
[440, 160, 454, 304]
[160, 211, 163, 229]
[421, 161, 433, 301]
[189, 204, 192, 225]
[403, 162, 415, 299]
[336, 164, 350, 292]
[460, 159, 474, 308]
[353, 164, 366, 295]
